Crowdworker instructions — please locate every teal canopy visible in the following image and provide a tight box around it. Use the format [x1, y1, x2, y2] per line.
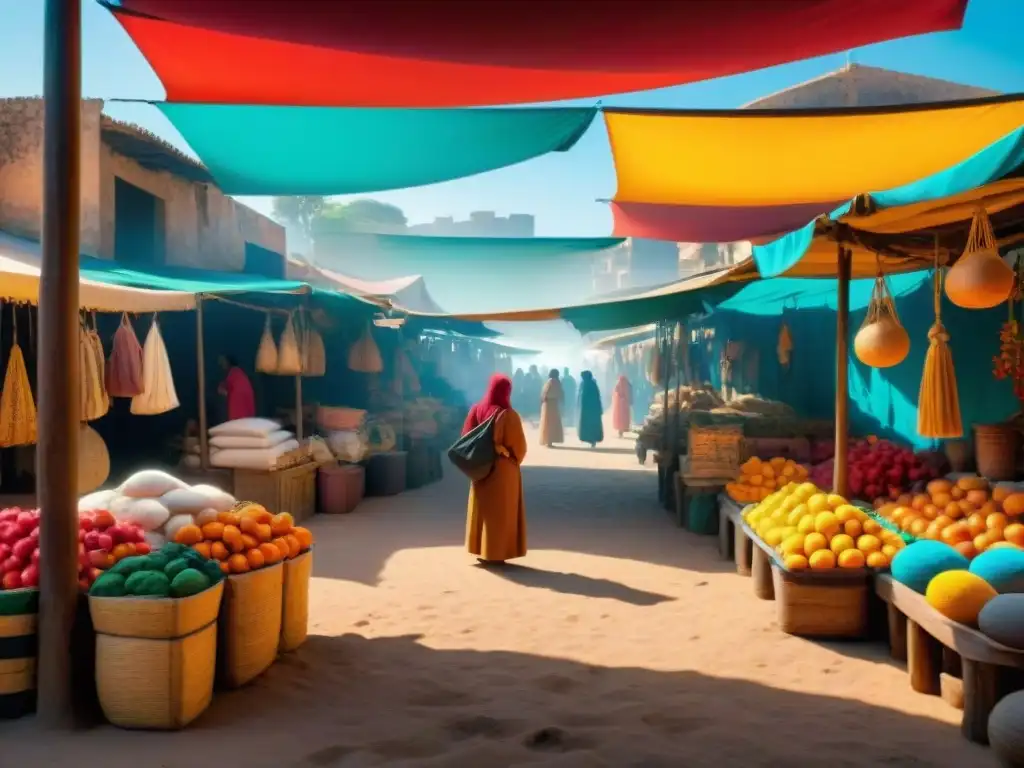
[754, 126, 1024, 278]
[79, 256, 310, 295]
[155, 104, 598, 195]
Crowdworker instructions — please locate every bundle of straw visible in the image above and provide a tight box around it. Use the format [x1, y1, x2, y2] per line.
[917, 251, 963, 438]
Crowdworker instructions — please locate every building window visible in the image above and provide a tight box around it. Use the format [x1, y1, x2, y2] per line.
[114, 177, 166, 267]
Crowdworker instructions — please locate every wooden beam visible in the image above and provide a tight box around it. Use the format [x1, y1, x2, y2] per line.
[36, 0, 81, 728]
[196, 296, 209, 469]
[832, 245, 852, 497]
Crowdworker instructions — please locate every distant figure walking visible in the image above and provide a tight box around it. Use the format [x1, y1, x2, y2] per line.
[612, 374, 633, 437]
[561, 368, 577, 427]
[217, 355, 255, 422]
[539, 369, 564, 447]
[577, 370, 604, 448]
[461, 374, 528, 565]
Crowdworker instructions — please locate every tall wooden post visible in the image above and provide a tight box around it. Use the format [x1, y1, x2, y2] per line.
[196, 296, 210, 468]
[36, 0, 81, 728]
[833, 245, 852, 497]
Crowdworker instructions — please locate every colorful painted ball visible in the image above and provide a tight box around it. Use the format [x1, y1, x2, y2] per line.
[969, 548, 1024, 594]
[925, 570, 998, 626]
[891, 540, 970, 594]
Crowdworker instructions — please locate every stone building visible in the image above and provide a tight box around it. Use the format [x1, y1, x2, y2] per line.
[0, 98, 285, 275]
[407, 211, 535, 238]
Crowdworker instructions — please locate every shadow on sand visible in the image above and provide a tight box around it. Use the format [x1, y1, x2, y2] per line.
[4, 633, 992, 767]
[476, 563, 675, 607]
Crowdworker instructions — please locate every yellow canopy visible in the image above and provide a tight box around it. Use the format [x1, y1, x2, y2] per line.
[0, 232, 196, 312]
[607, 95, 1024, 207]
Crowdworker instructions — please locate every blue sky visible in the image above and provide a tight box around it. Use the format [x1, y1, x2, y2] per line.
[2, 0, 1022, 240]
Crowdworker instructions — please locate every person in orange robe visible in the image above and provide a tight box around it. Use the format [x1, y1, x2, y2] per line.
[611, 374, 633, 437]
[461, 373, 528, 565]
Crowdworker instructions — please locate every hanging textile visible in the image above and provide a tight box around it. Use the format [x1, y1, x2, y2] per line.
[106, 312, 145, 397]
[255, 314, 278, 373]
[348, 324, 384, 373]
[80, 314, 109, 422]
[918, 254, 963, 438]
[131, 315, 180, 415]
[0, 307, 37, 447]
[301, 323, 326, 377]
[276, 314, 303, 375]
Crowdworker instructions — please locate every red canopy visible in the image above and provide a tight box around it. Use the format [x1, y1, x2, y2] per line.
[109, 1, 967, 107]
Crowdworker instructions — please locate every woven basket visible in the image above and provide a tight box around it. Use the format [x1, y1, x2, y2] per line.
[89, 581, 224, 640]
[96, 620, 217, 730]
[0, 588, 38, 719]
[219, 563, 283, 688]
[281, 549, 313, 652]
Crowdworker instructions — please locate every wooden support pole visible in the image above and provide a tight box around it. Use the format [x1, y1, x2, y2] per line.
[833, 245, 852, 497]
[886, 602, 907, 662]
[907, 619, 942, 695]
[36, 0, 81, 728]
[196, 296, 209, 469]
[961, 659, 1000, 744]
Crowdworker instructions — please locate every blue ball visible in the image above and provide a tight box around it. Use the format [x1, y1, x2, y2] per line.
[970, 549, 1024, 594]
[891, 540, 970, 594]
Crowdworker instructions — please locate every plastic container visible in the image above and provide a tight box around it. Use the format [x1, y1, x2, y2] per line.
[365, 451, 408, 497]
[317, 464, 365, 514]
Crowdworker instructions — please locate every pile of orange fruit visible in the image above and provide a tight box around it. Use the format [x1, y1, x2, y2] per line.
[873, 476, 1024, 559]
[726, 456, 810, 504]
[173, 503, 313, 574]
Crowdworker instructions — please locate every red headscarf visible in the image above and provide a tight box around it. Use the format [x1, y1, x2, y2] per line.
[463, 373, 513, 433]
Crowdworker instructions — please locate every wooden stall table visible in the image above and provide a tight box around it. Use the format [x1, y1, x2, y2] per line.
[876, 575, 1024, 745]
[233, 460, 318, 523]
[719, 495, 752, 576]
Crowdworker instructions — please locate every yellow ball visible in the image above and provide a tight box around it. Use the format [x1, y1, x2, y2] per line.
[834, 504, 862, 523]
[809, 549, 836, 569]
[857, 534, 882, 554]
[843, 519, 863, 538]
[784, 554, 809, 571]
[925, 570, 998, 626]
[764, 528, 786, 548]
[796, 515, 816, 535]
[838, 548, 866, 569]
[830, 533, 855, 555]
[866, 551, 890, 569]
[814, 511, 841, 538]
[807, 494, 831, 514]
[827, 494, 848, 510]
[780, 534, 806, 557]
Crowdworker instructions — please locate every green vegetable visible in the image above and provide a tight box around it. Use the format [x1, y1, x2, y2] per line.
[182, 548, 207, 565]
[169, 568, 211, 598]
[124, 570, 171, 598]
[159, 543, 187, 559]
[107, 556, 148, 577]
[89, 572, 127, 597]
[201, 559, 224, 583]
[163, 557, 191, 581]
[144, 552, 171, 571]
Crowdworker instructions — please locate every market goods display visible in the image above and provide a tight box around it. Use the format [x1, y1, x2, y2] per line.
[924, 569, 997, 626]
[872, 476, 1024, 559]
[853, 273, 910, 369]
[130, 316, 180, 416]
[978, 594, 1024, 650]
[810, 437, 939, 499]
[207, 418, 300, 470]
[89, 542, 224, 598]
[0, 508, 42, 590]
[743, 481, 905, 571]
[944, 207, 1015, 310]
[890, 540, 971, 594]
[172, 503, 313, 575]
[726, 456, 808, 504]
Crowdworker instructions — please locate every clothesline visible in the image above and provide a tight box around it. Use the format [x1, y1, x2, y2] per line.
[204, 293, 296, 317]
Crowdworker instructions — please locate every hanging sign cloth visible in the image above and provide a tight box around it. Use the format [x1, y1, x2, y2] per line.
[131, 315, 180, 415]
[0, 306, 37, 448]
[80, 314, 110, 422]
[106, 312, 145, 398]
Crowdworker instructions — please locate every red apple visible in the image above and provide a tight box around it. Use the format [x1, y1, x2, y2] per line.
[2, 571, 22, 590]
[83, 530, 100, 550]
[20, 564, 39, 588]
[95, 533, 113, 552]
[78, 515, 94, 532]
[1, 556, 21, 574]
[11, 538, 33, 562]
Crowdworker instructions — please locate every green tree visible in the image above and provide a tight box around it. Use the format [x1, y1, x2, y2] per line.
[317, 199, 408, 233]
[270, 195, 326, 243]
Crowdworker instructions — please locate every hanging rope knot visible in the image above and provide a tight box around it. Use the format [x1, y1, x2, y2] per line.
[928, 322, 949, 344]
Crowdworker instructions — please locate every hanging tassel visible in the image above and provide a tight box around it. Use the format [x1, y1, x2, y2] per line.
[918, 242, 963, 438]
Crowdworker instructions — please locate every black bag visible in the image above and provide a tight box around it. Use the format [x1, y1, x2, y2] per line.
[447, 411, 500, 481]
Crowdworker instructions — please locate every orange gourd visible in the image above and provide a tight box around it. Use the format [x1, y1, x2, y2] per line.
[228, 554, 250, 574]
[854, 273, 909, 368]
[222, 525, 244, 554]
[240, 533, 259, 550]
[258, 542, 283, 565]
[192, 541, 212, 559]
[945, 208, 1014, 309]
[292, 526, 313, 551]
[174, 524, 203, 545]
[271, 537, 291, 560]
[200, 521, 225, 541]
[236, 502, 272, 524]
[246, 548, 265, 570]
[270, 512, 294, 537]
[217, 510, 241, 527]
[219, 561, 231, 574]
[283, 534, 301, 559]
[1002, 493, 1024, 517]
[256, 523, 273, 543]
[210, 541, 229, 561]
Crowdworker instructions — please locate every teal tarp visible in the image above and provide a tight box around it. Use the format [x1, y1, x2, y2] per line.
[79, 256, 310, 295]
[156, 104, 598, 195]
[754, 126, 1024, 278]
[701, 273, 1018, 449]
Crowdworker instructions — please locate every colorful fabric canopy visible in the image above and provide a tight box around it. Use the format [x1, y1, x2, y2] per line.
[607, 95, 1024, 244]
[754, 125, 1024, 279]
[106, 1, 966, 107]
[154, 104, 595, 195]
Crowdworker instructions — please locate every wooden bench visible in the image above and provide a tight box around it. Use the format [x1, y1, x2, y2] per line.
[876, 575, 1024, 744]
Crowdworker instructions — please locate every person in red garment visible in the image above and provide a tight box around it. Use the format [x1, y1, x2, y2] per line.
[217, 355, 256, 421]
[461, 373, 528, 565]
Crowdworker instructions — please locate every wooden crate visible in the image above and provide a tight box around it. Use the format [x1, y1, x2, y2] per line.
[772, 566, 870, 638]
[675, 475, 728, 534]
[876, 575, 1024, 745]
[233, 462, 317, 522]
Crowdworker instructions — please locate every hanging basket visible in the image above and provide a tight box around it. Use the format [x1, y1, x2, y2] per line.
[945, 207, 1014, 309]
[854, 272, 910, 368]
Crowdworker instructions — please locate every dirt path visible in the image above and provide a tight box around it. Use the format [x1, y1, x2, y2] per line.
[3, 424, 994, 767]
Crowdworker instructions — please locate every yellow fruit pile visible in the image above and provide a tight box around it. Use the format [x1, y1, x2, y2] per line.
[726, 456, 809, 504]
[743, 481, 906, 571]
[873, 476, 1024, 559]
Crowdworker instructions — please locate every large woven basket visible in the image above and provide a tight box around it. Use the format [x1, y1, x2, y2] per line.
[280, 549, 313, 652]
[219, 563, 283, 688]
[89, 581, 224, 640]
[96, 620, 217, 730]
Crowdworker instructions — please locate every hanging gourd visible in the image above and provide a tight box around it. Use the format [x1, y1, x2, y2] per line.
[945, 207, 1014, 309]
[0, 305, 36, 448]
[647, 339, 664, 387]
[777, 322, 793, 368]
[254, 314, 278, 373]
[918, 249, 963, 438]
[348, 323, 384, 373]
[854, 270, 910, 368]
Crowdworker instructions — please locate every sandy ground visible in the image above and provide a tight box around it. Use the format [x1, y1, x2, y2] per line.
[3, 420, 997, 767]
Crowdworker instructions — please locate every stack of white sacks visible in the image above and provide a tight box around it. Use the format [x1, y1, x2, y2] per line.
[208, 418, 299, 470]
